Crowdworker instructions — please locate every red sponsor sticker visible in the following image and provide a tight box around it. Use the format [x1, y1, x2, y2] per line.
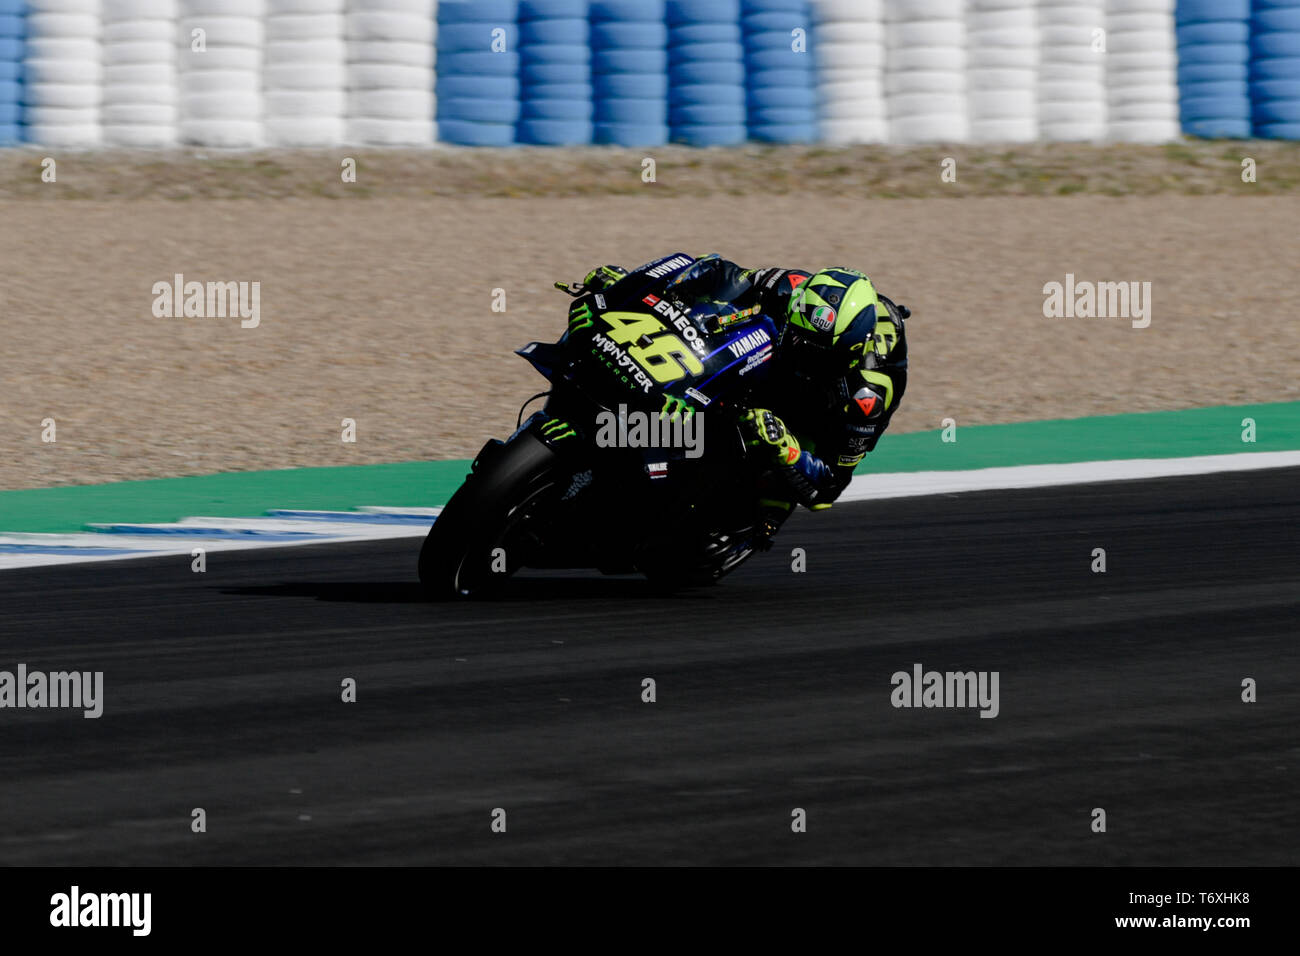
[642, 294, 660, 306]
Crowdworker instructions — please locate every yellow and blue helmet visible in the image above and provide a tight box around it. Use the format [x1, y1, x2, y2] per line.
[782, 267, 883, 377]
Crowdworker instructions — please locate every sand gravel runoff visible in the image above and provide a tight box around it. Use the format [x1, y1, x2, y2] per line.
[1, 147, 1297, 490]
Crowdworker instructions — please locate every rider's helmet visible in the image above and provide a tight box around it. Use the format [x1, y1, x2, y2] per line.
[780, 267, 883, 383]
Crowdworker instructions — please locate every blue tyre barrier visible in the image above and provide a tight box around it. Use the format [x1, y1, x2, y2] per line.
[439, 1, 520, 23]
[439, 52, 522, 75]
[593, 48, 668, 73]
[1176, 22, 1249, 47]
[744, 11, 806, 32]
[594, 121, 669, 145]
[517, 118, 593, 143]
[1252, 33, 1300, 58]
[0, 61, 18, 82]
[1253, 8, 1300, 33]
[437, 76, 521, 100]
[744, 29, 804, 50]
[747, 84, 816, 109]
[522, 60, 591, 83]
[668, 59, 744, 84]
[672, 123, 746, 145]
[1250, 78, 1300, 100]
[1181, 117, 1252, 138]
[747, 106, 807, 125]
[520, 18, 588, 45]
[670, 102, 746, 125]
[595, 97, 669, 123]
[671, 83, 745, 105]
[1180, 95, 1254, 120]
[1256, 120, 1300, 138]
[591, 0, 669, 147]
[1176, 0, 1249, 22]
[439, 97, 523, 124]
[1183, 42, 1250, 64]
[590, 21, 669, 48]
[1252, 97, 1300, 122]
[437, 23, 519, 53]
[0, 14, 23, 37]
[1180, 80, 1249, 100]
[437, 120, 518, 145]
[667, 0, 741, 23]
[1249, 57, 1300, 80]
[0, 37, 21, 60]
[520, 0, 589, 18]
[669, 42, 745, 64]
[747, 68, 810, 88]
[522, 97, 593, 120]
[749, 122, 816, 142]
[0, 100, 18, 124]
[520, 43, 591, 64]
[669, 22, 742, 44]
[742, 0, 806, 11]
[527, 82, 594, 100]
[594, 72, 668, 98]
[746, 46, 810, 70]
[591, 0, 665, 19]
[1178, 61, 1248, 83]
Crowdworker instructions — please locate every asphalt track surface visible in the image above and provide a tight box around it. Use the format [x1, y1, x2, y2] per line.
[1, 468, 1296, 866]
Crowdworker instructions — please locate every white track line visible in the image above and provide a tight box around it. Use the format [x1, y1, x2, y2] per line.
[2, 451, 1297, 570]
[840, 451, 1300, 502]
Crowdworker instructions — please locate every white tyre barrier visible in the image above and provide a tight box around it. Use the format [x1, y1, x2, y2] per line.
[102, 102, 176, 123]
[179, 118, 263, 146]
[23, 123, 103, 146]
[264, 115, 344, 144]
[25, 83, 100, 108]
[885, 0, 967, 143]
[345, 0, 434, 145]
[820, 117, 889, 143]
[265, 13, 343, 39]
[103, 124, 179, 145]
[103, 19, 175, 42]
[814, 0, 887, 141]
[345, 116, 434, 145]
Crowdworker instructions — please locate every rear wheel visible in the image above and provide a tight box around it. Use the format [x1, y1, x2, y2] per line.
[418, 434, 560, 600]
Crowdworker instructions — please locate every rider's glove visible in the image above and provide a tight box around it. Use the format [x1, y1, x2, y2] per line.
[743, 409, 802, 468]
[583, 264, 628, 292]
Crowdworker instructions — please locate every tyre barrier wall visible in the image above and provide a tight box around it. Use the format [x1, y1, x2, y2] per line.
[1, 1, 1298, 147]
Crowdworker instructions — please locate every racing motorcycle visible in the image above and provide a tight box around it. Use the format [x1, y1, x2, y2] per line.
[418, 253, 793, 599]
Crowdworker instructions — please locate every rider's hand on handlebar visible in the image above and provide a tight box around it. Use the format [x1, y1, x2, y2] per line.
[582, 264, 628, 292]
[742, 409, 802, 467]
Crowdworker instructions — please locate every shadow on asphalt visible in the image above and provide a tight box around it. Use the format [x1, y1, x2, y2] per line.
[218, 575, 714, 604]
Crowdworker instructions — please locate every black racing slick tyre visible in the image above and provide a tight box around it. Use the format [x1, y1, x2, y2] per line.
[417, 433, 559, 600]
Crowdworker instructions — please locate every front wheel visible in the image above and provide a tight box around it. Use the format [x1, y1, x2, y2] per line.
[418, 433, 559, 600]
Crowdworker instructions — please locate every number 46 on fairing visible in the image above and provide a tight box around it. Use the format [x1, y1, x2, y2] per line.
[600, 311, 705, 384]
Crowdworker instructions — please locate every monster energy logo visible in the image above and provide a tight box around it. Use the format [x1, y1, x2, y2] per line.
[541, 419, 576, 441]
[568, 302, 594, 331]
[661, 394, 694, 420]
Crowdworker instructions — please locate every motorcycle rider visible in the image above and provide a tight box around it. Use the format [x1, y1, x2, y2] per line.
[576, 255, 909, 525]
